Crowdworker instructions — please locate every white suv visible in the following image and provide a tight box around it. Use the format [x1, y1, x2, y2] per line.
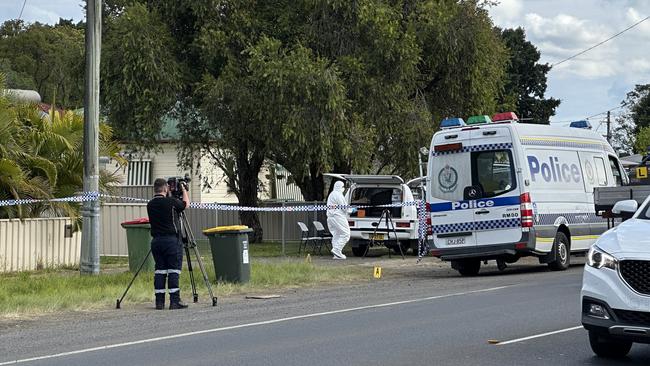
[581, 198, 650, 358]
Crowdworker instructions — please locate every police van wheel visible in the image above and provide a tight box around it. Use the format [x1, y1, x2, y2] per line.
[548, 232, 570, 271]
[352, 244, 368, 257]
[452, 259, 481, 276]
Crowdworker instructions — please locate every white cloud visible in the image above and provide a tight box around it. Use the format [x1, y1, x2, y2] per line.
[490, 0, 523, 26]
[626, 7, 650, 35]
[524, 13, 611, 47]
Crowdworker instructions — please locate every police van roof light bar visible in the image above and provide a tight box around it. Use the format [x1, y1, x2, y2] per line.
[467, 115, 492, 125]
[492, 112, 519, 123]
[440, 117, 466, 129]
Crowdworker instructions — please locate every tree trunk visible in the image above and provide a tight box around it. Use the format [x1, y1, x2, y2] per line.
[235, 145, 264, 243]
[294, 162, 326, 202]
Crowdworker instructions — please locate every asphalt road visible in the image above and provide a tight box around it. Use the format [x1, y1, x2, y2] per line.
[2, 257, 650, 366]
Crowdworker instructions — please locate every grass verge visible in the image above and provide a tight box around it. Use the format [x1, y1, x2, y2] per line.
[0, 259, 367, 318]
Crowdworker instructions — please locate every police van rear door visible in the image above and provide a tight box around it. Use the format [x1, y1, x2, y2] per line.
[468, 127, 522, 246]
[429, 129, 477, 249]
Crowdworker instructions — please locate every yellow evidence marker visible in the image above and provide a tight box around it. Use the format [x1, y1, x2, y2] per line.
[373, 266, 382, 279]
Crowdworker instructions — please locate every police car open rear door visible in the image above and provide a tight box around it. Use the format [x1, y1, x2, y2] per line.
[429, 129, 477, 249]
[467, 126, 522, 245]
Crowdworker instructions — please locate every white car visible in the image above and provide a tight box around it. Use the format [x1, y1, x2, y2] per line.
[581, 198, 650, 358]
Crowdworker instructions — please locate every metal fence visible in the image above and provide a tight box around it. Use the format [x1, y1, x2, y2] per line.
[100, 201, 327, 256]
[0, 218, 81, 272]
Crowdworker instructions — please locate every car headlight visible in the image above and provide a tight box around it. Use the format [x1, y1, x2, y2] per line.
[587, 246, 618, 270]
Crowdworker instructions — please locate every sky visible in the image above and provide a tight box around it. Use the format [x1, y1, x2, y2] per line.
[1, 0, 649, 131]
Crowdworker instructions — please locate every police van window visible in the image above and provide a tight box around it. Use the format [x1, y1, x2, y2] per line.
[608, 156, 624, 186]
[471, 150, 516, 198]
[594, 157, 608, 186]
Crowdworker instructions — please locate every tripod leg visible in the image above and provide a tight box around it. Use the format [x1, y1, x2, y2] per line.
[385, 211, 392, 259]
[387, 211, 404, 259]
[185, 246, 199, 303]
[191, 246, 218, 306]
[116, 249, 152, 309]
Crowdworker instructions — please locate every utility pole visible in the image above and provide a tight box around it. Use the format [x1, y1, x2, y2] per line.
[606, 111, 612, 143]
[80, 0, 102, 275]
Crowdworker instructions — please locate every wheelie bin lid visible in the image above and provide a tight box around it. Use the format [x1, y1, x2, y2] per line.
[203, 225, 252, 235]
[121, 217, 150, 228]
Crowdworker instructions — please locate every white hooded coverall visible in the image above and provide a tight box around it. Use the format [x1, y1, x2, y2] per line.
[327, 181, 351, 253]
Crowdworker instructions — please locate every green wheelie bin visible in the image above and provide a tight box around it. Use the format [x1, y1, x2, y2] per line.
[121, 218, 155, 273]
[203, 225, 253, 283]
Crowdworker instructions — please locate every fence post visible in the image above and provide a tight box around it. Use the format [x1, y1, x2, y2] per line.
[281, 200, 286, 256]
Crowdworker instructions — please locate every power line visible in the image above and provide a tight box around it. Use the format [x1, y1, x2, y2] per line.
[18, 0, 27, 21]
[552, 15, 650, 68]
[585, 105, 625, 120]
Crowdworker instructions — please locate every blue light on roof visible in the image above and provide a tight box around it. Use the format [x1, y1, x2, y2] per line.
[440, 117, 466, 129]
[569, 120, 592, 129]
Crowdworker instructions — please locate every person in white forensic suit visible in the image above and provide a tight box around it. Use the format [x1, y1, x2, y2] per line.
[327, 181, 351, 259]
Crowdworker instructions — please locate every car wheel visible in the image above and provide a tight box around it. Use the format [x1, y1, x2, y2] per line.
[452, 259, 480, 276]
[409, 240, 421, 256]
[352, 244, 368, 257]
[548, 231, 570, 271]
[588, 331, 632, 358]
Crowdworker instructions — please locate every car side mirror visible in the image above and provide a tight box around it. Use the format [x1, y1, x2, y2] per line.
[612, 199, 638, 219]
[463, 185, 483, 200]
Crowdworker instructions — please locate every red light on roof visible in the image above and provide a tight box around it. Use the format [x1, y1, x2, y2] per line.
[492, 112, 519, 122]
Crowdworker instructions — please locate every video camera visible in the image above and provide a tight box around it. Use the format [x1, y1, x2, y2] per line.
[167, 174, 191, 199]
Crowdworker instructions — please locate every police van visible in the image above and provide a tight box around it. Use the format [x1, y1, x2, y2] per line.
[426, 112, 627, 276]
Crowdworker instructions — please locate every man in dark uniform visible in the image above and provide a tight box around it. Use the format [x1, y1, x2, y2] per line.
[147, 178, 190, 310]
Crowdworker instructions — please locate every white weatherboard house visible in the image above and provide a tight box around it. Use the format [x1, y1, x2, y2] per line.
[108, 116, 302, 203]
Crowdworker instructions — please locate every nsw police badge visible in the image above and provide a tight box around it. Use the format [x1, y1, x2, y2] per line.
[438, 165, 458, 193]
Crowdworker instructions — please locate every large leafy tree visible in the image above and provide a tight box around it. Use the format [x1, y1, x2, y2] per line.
[613, 84, 650, 155]
[496, 27, 560, 123]
[101, 0, 512, 239]
[0, 20, 84, 109]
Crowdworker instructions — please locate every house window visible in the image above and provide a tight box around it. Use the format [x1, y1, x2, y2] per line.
[126, 160, 151, 186]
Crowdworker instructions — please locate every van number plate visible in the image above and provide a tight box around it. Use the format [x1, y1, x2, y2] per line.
[447, 238, 466, 246]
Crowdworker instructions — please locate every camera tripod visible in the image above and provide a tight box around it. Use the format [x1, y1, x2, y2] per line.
[116, 211, 218, 309]
[364, 209, 405, 259]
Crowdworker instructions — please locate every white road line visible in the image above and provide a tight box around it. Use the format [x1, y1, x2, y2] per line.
[0, 285, 511, 365]
[496, 325, 584, 345]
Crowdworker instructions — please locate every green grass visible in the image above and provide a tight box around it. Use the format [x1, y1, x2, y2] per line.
[0, 259, 367, 317]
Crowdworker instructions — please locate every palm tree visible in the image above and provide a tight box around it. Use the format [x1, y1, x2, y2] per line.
[0, 73, 125, 219]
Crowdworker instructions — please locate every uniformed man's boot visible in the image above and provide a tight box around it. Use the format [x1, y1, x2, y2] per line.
[155, 294, 165, 310]
[169, 293, 188, 310]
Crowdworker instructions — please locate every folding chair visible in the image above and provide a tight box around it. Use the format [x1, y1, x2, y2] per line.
[297, 222, 320, 254]
[312, 221, 332, 254]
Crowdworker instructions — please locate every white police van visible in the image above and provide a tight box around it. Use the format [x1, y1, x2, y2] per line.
[426, 112, 627, 276]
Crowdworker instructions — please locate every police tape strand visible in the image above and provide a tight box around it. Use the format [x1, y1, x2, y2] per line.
[0, 192, 432, 256]
[1, 192, 424, 211]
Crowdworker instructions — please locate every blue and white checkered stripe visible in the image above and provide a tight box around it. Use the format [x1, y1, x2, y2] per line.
[535, 212, 606, 226]
[432, 143, 513, 157]
[520, 139, 615, 154]
[431, 218, 521, 234]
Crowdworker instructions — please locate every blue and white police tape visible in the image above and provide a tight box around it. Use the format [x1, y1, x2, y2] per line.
[0, 192, 99, 207]
[1, 191, 422, 212]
